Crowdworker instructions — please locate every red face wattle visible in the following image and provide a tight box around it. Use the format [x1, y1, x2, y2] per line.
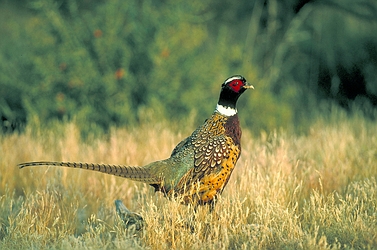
[218, 76, 251, 111]
[228, 79, 245, 93]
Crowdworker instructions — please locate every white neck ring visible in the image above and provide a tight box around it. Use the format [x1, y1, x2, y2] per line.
[216, 104, 237, 116]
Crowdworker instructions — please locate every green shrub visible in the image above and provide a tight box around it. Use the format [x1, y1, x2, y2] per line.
[0, 0, 293, 135]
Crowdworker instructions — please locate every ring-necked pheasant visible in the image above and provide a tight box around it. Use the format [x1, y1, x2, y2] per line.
[18, 75, 253, 206]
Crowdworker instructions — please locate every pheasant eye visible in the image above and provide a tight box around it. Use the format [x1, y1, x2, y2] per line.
[229, 79, 243, 92]
[229, 81, 236, 86]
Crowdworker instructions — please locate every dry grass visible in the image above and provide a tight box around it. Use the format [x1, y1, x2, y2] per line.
[0, 113, 377, 249]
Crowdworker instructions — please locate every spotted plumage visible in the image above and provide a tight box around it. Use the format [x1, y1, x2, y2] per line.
[18, 75, 253, 206]
[169, 113, 242, 204]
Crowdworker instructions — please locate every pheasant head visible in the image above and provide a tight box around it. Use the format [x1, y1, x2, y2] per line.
[216, 75, 254, 116]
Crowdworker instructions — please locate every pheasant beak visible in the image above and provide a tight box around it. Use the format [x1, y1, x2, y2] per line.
[243, 83, 254, 89]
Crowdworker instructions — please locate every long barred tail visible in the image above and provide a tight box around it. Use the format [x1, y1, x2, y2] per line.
[18, 161, 162, 184]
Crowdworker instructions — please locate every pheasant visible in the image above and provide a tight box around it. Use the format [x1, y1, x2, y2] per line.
[18, 75, 253, 206]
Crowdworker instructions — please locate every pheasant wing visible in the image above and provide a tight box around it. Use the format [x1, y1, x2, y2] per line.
[193, 135, 229, 173]
[172, 135, 240, 205]
[170, 136, 190, 156]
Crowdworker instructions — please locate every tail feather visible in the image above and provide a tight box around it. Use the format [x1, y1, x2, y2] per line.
[18, 161, 162, 184]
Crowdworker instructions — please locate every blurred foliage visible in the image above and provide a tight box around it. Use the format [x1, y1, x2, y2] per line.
[267, 0, 377, 125]
[0, 0, 377, 135]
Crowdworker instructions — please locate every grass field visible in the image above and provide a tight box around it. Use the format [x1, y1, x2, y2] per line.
[0, 111, 377, 249]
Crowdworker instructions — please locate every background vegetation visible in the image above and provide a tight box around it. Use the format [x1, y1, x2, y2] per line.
[1, 0, 377, 249]
[1, 0, 376, 134]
